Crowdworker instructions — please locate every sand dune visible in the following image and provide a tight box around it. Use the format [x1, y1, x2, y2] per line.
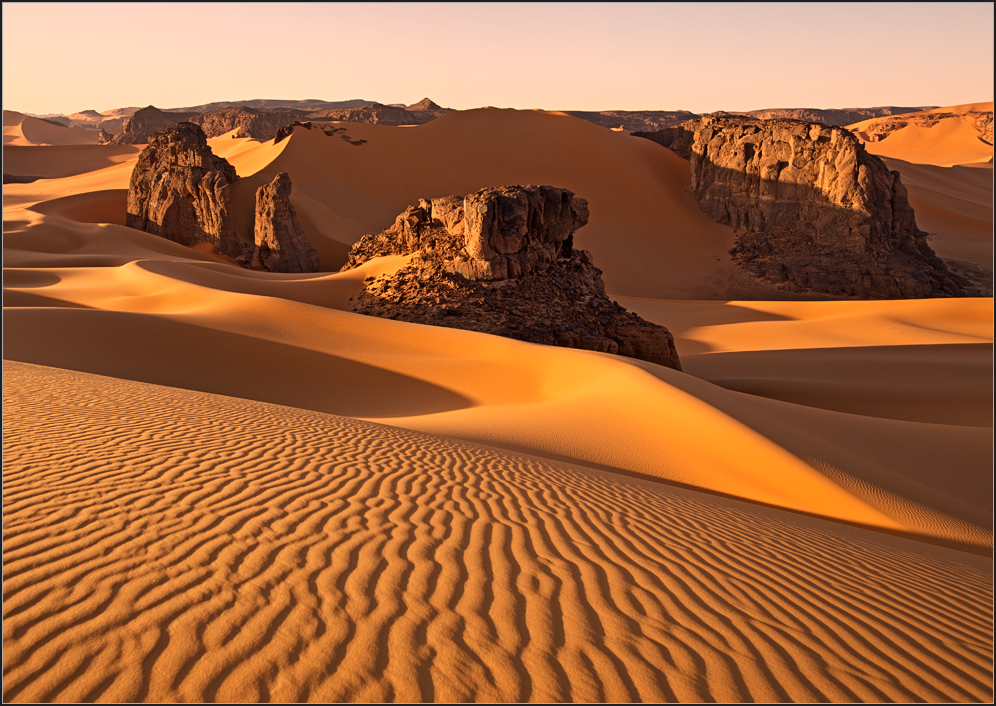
[4, 361, 991, 703]
[3, 105, 993, 702]
[877, 157, 993, 281]
[3, 114, 99, 147]
[849, 102, 993, 167]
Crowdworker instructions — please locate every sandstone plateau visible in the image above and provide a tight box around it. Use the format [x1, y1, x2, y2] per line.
[126, 123, 318, 273]
[342, 186, 682, 370]
[636, 116, 966, 298]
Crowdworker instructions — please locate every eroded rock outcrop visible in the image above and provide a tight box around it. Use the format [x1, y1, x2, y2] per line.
[190, 107, 309, 140]
[250, 173, 320, 273]
[111, 106, 197, 144]
[125, 122, 245, 259]
[637, 116, 965, 298]
[342, 186, 681, 370]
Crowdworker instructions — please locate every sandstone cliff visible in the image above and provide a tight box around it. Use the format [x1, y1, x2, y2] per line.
[636, 116, 965, 298]
[250, 173, 320, 273]
[342, 186, 681, 370]
[125, 122, 245, 258]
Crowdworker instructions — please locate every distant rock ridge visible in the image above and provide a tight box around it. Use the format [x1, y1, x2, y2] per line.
[851, 108, 994, 145]
[341, 186, 681, 370]
[125, 123, 318, 273]
[635, 116, 966, 298]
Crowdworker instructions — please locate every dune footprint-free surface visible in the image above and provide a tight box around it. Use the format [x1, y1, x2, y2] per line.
[3, 361, 992, 703]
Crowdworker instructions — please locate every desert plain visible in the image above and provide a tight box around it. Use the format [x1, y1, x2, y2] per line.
[2, 96, 993, 703]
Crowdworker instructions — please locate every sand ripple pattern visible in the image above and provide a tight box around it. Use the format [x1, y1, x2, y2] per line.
[4, 361, 992, 702]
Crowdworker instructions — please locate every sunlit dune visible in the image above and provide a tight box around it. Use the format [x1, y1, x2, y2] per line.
[3, 104, 993, 702]
[849, 102, 994, 167]
[3, 113, 99, 146]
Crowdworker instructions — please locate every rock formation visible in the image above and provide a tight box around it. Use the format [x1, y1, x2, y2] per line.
[738, 106, 936, 127]
[126, 123, 322, 273]
[96, 128, 113, 145]
[125, 122, 245, 259]
[111, 106, 198, 144]
[305, 103, 421, 125]
[405, 98, 455, 122]
[190, 107, 309, 140]
[341, 186, 681, 370]
[250, 173, 320, 273]
[635, 116, 966, 298]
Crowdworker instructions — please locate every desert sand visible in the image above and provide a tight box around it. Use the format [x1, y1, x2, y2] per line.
[3, 105, 993, 701]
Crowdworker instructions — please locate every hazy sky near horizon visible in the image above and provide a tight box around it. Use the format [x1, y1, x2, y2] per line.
[3, 2, 993, 115]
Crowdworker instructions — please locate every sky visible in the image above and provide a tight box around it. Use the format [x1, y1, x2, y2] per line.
[3, 2, 993, 115]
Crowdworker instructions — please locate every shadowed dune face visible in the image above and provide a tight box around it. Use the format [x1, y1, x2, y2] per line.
[3, 361, 992, 703]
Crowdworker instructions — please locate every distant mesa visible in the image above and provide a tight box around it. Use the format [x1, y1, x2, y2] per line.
[341, 186, 681, 370]
[635, 115, 966, 298]
[125, 122, 319, 274]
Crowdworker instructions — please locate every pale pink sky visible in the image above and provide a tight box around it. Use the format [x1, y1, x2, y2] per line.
[3, 2, 993, 115]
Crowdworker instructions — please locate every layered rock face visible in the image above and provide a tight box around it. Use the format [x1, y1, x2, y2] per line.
[126, 122, 244, 259]
[637, 116, 965, 298]
[250, 173, 320, 273]
[342, 186, 681, 370]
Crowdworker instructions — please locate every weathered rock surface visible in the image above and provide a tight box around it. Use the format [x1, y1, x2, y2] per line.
[305, 103, 421, 125]
[125, 122, 246, 259]
[190, 107, 309, 140]
[250, 173, 320, 273]
[341, 186, 681, 370]
[636, 116, 966, 298]
[96, 128, 114, 145]
[111, 106, 198, 144]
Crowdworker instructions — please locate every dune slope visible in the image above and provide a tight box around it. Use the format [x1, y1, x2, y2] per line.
[4, 361, 992, 703]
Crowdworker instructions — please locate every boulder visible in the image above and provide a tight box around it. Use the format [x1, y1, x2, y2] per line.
[125, 122, 245, 259]
[636, 115, 965, 298]
[250, 173, 320, 273]
[341, 186, 680, 370]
